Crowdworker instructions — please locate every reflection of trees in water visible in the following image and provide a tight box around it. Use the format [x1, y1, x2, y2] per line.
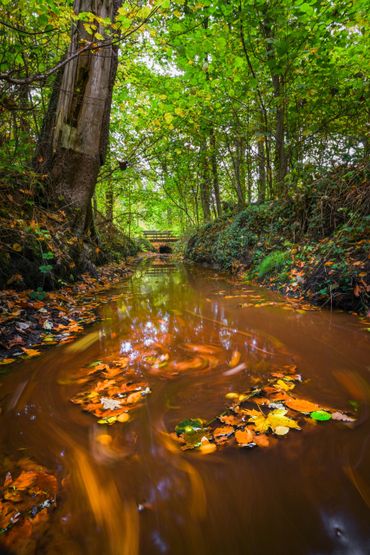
[110, 262, 294, 380]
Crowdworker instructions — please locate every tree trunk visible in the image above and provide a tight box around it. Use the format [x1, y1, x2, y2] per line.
[200, 141, 211, 221]
[37, 0, 120, 234]
[273, 74, 287, 189]
[209, 128, 222, 217]
[106, 175, 114, 225]
[257, 136, 266, 202]
[261, 14, 288, 194]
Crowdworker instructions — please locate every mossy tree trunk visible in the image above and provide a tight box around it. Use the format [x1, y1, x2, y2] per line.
[36, 0, 120, 235]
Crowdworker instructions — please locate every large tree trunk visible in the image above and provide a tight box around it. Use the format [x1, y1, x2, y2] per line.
[37, 0, 120, 234]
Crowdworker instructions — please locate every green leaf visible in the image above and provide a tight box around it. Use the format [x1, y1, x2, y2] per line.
[310, 410, 332, 421]
[39, 264, 53, 274]
[175, 418, 204, 435]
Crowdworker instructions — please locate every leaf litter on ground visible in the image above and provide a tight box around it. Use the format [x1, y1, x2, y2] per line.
[0, 263, 133, 366]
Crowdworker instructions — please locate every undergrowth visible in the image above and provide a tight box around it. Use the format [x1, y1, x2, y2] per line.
[0, 170, 140, 291]
[186, 161, 370, 312]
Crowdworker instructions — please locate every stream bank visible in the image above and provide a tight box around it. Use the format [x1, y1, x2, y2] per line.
[185, 163, 369, 314]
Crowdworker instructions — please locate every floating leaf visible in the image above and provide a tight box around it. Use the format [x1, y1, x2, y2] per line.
[199, 438, 217, 455]
[285, 398, 320, 414]
[254, 434, 270, 447]
[97, 416, 117, 425]
[225, 392, 240, 400]
[249, 409, 300, 434]
[310, 410, 332, 421]
[22, 348, 41, 357]
[235, 428, 255, 446]
[175, 418, 204, 436]
[100, 397, 122, 411]
[213, 426, 234, 444]
[331, 411, 355, 422]
[219, 414, 242, 426]
[274, 425, 290, 436]
[274, 379, 295, 392]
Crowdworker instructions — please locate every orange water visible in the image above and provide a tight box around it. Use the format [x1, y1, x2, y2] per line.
[1, 258, 369, 555]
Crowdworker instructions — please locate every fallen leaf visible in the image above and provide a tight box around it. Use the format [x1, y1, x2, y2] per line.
[235, 428, 255, 446]
[331, 411, 355, 422]
[199, 438, 217, 455]
[22, 348, 41, 357]
[285, 398, 320, 414]
[175, 418, 204, 435]
[310, 410, 332, 421]
[274, 425, 290, 436]
[254, 434, 270, 447]
[100, 397, 122, 411]
[249, 409, 300, 434]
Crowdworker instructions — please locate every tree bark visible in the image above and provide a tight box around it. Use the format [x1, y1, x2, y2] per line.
[199, 141, 211, 221]
[257, 136, 266, 202]
[36, 0, 121, 234]
[261, 13, 288, 193]
[209, 128, 222, 217]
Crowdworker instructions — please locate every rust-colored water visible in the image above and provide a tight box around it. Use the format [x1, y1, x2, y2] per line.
[1, 258, 369, 555]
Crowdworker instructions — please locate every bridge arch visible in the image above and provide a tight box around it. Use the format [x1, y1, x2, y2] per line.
[143, 230, 178, 253]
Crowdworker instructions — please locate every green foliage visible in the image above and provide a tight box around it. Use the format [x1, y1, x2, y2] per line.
[29, 287, 47, 301]
[256, 251, 291, 279]
[39, 264, 53, 274]
[186, 169, 369, 312]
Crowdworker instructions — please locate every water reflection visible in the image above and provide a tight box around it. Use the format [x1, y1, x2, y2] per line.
[0, 259, 369, 555]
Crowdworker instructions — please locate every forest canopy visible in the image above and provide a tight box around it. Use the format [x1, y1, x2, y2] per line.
[1, 0, 368, 237]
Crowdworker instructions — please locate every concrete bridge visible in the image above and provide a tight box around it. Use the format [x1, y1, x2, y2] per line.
[143, 230, 178, 253]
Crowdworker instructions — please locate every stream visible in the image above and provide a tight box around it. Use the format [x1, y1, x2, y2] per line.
[0, 257, 369, 555]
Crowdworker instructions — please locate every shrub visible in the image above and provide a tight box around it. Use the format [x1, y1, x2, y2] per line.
[256, 250, 291, 278]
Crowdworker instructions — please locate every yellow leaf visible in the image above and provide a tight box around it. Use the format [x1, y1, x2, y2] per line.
[249, 409, 300, 434]
[274, 379, 295, 392]
[97, 416, 117, 425]
[12, 243, 23, 252]
[22, 348, 41, 357]
[199, 438, 216, 455]
[225, 392, 239, 400]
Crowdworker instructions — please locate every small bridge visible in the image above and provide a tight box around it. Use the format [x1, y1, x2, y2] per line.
[143, 230, 178, 253]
